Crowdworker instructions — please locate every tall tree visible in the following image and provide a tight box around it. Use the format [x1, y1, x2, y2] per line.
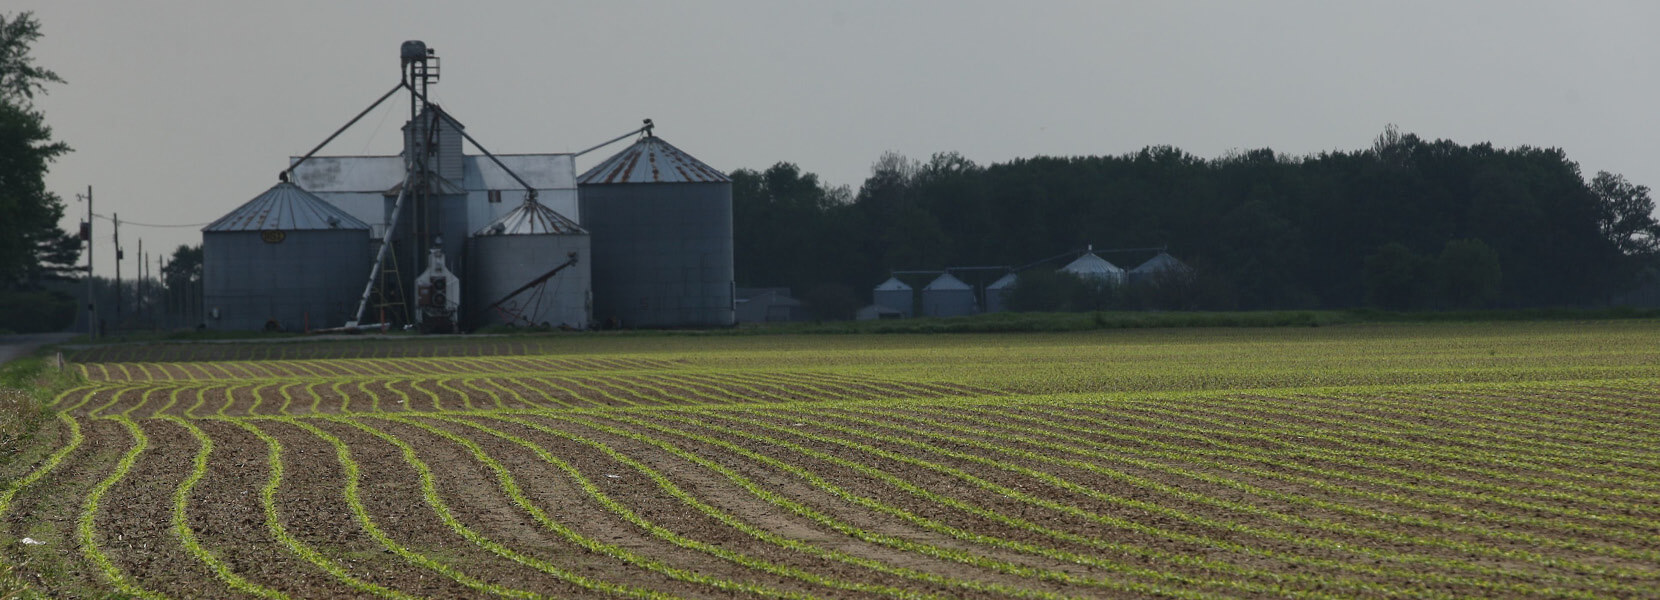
[1589, 171, 1660, 258]
[0, 11, 72, 289]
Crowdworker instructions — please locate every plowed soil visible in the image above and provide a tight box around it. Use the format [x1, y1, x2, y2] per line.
[9, 333, 1659, 599]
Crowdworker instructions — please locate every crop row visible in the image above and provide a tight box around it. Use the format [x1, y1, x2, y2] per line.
[52, 371, 991, 419]
[77, 355, 685, 382]
[66, 339, 591, 364]
[6, 375, 1656, 598]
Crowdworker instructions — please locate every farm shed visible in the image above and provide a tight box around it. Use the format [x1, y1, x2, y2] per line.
[736, 288, 807, 323]
[856, 304, 904, 320]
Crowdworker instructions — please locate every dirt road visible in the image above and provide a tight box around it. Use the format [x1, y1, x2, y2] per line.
[0, 332, 73, 366]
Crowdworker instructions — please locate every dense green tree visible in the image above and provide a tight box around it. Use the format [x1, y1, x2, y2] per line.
[162, 244, 203, 294]
[729, 126, 1648, 314]
[1363, 243, 1432, 310]
[1589, 171, 1660, 257]
[1437, 239, 1502, 309]
[0, 12, 72, 289]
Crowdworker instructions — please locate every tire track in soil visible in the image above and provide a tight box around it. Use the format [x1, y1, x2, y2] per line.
[254, 419, 482, 599]
[376, 415, 834, 599]
[300, 418, 608, 599]
[91, 418, 239, 599]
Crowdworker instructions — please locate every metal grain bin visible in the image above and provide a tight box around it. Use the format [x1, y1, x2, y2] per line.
[1061, 251, 1125, 286]
[202, 182, 371, 331]
[578, 135, 734, 328]
[467, 201, 592, 329]
[985, 272, 1018, 313]
[1128, 252, 1191, 285]
[922, 273, 978, 317]
[872, 277, 914, 318]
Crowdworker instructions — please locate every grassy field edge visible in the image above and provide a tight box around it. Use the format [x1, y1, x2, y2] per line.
[0, 349, 83, 600]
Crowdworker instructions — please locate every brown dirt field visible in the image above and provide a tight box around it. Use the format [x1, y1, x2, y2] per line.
[27, 344, 1660, 599]
[518, 412, 1101, 599]
[671, 408, 1641, 598]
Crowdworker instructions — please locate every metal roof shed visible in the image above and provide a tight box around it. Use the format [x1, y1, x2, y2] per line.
[203, 182, 372, 331]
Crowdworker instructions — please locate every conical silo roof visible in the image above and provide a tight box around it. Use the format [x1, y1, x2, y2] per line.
[987, 272, 1018, 290]
[1060, 252, 1123, 278]
[1130, 252, 1189, 274]
[874, 277, 912, 291]
[203, 182, 369, 232]
[923, 273, 972, 291]
[474, 200, 587, 236]
[578, 135, 730, 184]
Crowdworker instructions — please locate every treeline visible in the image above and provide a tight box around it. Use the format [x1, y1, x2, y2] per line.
[732, 127, 1660, 314]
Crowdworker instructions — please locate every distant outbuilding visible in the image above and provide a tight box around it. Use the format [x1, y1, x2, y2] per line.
[872, 277, 915, 318]
[1128, 252, 1191, 284]
[922, 273, 978, 317]
[985, 272, 1018, 313]
[1061, 251, 1125, 286]
[856, 304, 904, 320]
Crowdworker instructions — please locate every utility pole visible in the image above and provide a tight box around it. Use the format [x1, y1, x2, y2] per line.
[158, 253, 166, 328]
[113, 213, 122, 327]
[79, 186, 95, 339]
[137, 239, 143, 320]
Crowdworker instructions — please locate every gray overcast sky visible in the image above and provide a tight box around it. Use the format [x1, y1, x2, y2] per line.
[16, 1, 1660, 276]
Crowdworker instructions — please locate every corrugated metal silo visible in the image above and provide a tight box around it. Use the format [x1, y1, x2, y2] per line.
[922, 273, 978, 317]
[1061, 252, 1126, 286]
[985, 272, 1018, 313]
[872, 277, 914, 318]
[578, 135, 734, 328]
[202, 182, 371, 331]
[468, 200, 591, 329]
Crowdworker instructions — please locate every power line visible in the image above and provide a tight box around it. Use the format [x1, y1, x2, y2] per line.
[92, 213, 211, 228]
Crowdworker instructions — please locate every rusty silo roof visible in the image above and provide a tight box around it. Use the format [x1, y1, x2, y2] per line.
[474, 200, 587, 236]
[577, 135, 730, 185]
[203, 182, 369, 232]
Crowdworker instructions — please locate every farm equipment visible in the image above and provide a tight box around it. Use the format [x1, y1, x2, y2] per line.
[415, 248, 461, 333]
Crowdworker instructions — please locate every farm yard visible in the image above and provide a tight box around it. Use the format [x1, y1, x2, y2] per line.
[3, 321, 1659, 599]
